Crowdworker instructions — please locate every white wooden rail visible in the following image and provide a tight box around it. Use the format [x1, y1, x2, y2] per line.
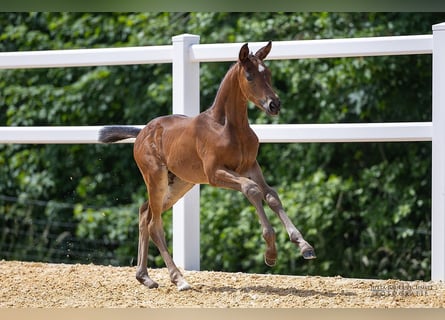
[1, 24, 444, 281]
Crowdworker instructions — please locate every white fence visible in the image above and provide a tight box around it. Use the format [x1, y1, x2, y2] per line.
[1, 24, 445, 281]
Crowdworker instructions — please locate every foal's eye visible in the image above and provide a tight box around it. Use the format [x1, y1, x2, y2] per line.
[245, 71, 254, 82]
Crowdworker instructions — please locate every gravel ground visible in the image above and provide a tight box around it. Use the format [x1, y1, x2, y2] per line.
[1, 260, 444, 308]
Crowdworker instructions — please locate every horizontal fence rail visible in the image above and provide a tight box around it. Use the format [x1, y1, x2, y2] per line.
[0, 122, 434, 144]
[190, 35, 433, 62]
[1, 26, 444, 281]
[0, 45, 173, 69]
[252, 122, 433, 143]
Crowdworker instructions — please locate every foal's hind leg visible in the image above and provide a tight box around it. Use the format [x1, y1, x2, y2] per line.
[137, 166, 194, 290]
[148, 171, 194, 291]
[136, 201, 159, 288]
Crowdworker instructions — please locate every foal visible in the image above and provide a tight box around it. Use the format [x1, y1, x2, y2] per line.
[99, 42, 316, 291]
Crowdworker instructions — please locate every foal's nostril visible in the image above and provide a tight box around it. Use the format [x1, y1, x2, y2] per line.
[269, 100, 281, 114]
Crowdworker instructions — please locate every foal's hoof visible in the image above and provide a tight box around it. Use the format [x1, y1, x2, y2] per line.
[141, 279, 159, 289]
[302, 248, 316, 260]
[136, 275, 159, 289]
[264, 255, 277, 267]
[176, 279, 192, 291]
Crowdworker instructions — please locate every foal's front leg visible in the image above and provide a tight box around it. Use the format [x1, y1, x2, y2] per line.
[265, 188, 316, 259]
[249, 162, 316, 260]
[207, 167, 277, 266]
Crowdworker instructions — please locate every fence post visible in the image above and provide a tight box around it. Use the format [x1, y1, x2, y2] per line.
[432, 22, 445, 281]
[171, 34, 201, 271]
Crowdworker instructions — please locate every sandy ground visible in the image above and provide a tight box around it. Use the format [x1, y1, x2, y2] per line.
[0, 260, 444, 308]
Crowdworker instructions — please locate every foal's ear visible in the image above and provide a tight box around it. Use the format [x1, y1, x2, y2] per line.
[255, 41, 272, 61]
[239, 43, 250, 63]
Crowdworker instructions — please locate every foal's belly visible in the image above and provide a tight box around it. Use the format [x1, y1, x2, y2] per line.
[167, 157, 209, 185]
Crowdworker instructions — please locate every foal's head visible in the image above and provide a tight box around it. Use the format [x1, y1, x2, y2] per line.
[238, 42, 281, 116]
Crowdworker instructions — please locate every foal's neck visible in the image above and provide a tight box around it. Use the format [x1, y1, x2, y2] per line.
[209, 63, 249, 128]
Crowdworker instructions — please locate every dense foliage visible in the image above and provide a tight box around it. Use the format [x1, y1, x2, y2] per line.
[1, 13, 444, 280]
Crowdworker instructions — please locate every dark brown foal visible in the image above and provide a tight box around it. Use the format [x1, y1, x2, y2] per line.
[99, 41, 315, 291]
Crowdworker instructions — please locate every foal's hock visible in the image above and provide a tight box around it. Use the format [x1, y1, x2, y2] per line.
[99, 42, 315, 291]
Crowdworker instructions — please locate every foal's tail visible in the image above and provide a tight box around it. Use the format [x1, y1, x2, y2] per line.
[98, 126, 142, 143]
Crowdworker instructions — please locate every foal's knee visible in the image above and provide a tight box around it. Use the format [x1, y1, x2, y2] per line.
[242, 182, 263, 201]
